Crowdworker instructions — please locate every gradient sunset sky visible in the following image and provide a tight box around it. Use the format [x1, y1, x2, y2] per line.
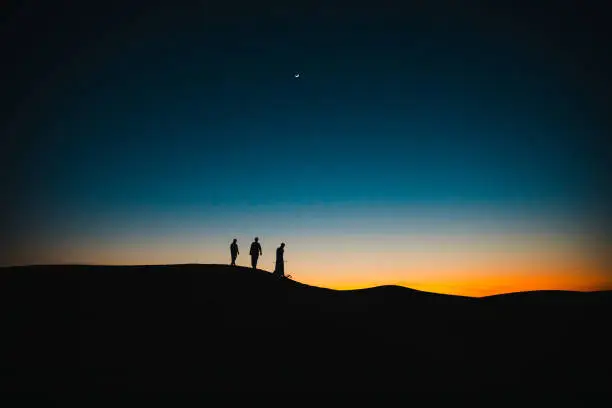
[2, 1, 612, 296]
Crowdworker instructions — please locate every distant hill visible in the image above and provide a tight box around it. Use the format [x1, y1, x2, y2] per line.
[1, 264, 610, 391]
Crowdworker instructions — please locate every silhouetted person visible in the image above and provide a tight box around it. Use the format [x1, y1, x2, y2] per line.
[249, 237, 262, 269]
[230, 238, 239, 266]
[274, 242, 285, 277]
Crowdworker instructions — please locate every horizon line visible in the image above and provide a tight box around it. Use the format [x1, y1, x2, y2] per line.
[2, 262, 611, 298]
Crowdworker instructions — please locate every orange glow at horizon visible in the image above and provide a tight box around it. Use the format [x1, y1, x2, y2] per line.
[316, 267, 612, 297]
[277, 250, 612, 297]
[9, 252, 611, 297]
[6, 204, 611, 297]
[16, 234, 611, 297]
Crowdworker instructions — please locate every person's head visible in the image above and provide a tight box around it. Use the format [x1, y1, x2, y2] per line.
[232, 238, 237, 243]
[254, 237, 259, 242]
[280, 242, 285, 248]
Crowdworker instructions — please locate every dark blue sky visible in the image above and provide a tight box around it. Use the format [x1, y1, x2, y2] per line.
[2, 1, 611, 283]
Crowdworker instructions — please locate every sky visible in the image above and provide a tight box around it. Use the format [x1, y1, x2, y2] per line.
[2, 1, 612, 296]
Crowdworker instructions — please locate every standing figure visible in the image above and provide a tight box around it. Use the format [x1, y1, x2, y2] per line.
[230, 238, 239, 266]
[249, 237, 263, 269]
[274, 242, 285, 277]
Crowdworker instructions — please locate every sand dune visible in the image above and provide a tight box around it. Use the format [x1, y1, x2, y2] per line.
[1, 264, 610, 391]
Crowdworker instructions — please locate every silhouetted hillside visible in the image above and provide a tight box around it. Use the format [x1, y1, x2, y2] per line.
[1, 264, 610, 391]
